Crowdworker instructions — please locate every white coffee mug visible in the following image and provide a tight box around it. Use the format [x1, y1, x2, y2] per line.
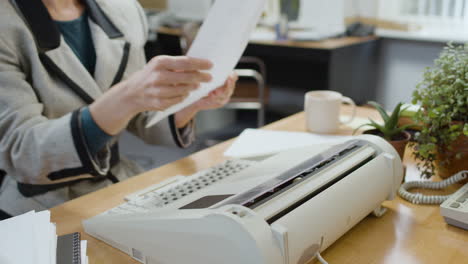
[304, 90, 357, 134]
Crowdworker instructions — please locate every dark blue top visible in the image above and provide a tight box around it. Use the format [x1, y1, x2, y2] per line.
[80, 107, 111, 155]
[56, 12, 111, 155]
[55, 11, 96, 75]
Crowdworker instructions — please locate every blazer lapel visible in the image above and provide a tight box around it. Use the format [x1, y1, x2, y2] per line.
[42, 41, 103, 102]
[90, 20, 131, 91]
[84, 0, 131, 90]
[12, 0, 130, 104]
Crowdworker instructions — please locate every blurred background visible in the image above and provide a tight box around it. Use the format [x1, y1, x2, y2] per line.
[121, 0, 468, 170]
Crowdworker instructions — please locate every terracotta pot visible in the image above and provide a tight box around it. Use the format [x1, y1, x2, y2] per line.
[363, 129, 411, 160]
[435, 133, 468, 181]
[398, 116, 421, 130]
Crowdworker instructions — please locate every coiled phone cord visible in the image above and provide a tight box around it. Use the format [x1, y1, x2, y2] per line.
[398, 170, 468, 204]
[311, 171, 467, 264]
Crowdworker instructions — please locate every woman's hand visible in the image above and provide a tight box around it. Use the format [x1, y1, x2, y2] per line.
[191, 72, 238, 111]
[174, 73, 238, 128]
[121, 56, 213, 114]
[89, 56, 213, 135]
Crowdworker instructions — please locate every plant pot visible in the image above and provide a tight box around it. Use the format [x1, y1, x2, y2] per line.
[363, 129, 411, 160]
[435, 133, 468, 181]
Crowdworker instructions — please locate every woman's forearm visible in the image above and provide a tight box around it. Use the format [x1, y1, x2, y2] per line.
[174, 104, 200, 129]
[89, 81, 137, 136]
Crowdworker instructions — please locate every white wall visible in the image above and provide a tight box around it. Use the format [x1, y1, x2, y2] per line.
[345, 0, 378, 18]
[376, 39, 444, 108]
[344, 0, 445, 109]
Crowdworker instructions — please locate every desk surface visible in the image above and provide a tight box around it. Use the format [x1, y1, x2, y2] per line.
[50, 106, 468, 264]
[157, 26, 378, 50]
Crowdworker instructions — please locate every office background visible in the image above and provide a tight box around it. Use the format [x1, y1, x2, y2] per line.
[138, 0, 456, 108]
[122, 0, 465, 170]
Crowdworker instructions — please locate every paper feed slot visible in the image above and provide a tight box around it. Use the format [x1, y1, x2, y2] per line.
[214, 140, 375, 219]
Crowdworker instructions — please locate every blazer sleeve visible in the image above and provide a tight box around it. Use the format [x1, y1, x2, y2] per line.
[0, 38, 110, 186]
[126, 112, 195, 148]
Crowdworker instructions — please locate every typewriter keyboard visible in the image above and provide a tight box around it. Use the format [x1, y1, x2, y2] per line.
[102, 159, 256, 216]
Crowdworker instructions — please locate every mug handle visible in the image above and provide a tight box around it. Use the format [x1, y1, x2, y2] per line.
[340, 96, 356, 124]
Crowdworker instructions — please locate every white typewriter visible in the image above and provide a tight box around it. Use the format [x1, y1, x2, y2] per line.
[84, 135, 403, 264]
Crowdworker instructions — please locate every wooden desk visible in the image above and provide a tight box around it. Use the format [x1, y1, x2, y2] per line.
[157, 26, 377, 50]
[51, 107, 468, 264]
[154, 27, 379, 112]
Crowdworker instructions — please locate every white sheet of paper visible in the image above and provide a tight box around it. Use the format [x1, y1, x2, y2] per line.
[0, 211, 57, 264]
[0, 211, 37, 264]
[50, 223, 57, 264]
[146, 0, 267, 127]
[81, 240, 88, 264]
[33, 210, 54, 264]
[224, 129, 353, 158]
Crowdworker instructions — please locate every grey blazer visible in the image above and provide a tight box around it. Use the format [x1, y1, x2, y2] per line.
[0, 0, 194, 215]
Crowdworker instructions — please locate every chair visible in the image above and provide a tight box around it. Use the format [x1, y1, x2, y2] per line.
[229, 57, 267, 127]
[180, 22, 268, 127]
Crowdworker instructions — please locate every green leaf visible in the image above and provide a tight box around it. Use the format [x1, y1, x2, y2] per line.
[385, 102, 403, 131]
[368, 119, 385, 130]
[410, 42, 468, 179]
[397, 124, 418, 132]
[368, 119, 390, 139]
[400, 105, 415, 117]
[368, 101, 390, 123]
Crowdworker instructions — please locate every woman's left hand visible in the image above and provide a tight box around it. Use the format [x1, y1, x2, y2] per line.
[191, 72, 238, 111]
[174, 72, 238, 128]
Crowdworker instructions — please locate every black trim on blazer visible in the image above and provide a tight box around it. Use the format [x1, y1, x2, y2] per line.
[18, 177, 106, 198]
[110, 144, 120, 168]
[47, 110, 121, 182]
[69, 109, 102, 177]
[168, 115, 184, 148]
[0, 210, 12, 220]
[12, 0, 123, 52]
[12, 0, 61, 51]
[111, 42, 131, 86]
[0, 170, 6, 189]
[83, 0, 123, 39]
[39, 54, 95, 104]
[107, 172, 120, 184]
[48, 168, 94, 181]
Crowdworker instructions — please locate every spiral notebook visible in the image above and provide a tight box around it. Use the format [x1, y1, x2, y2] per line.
[57, 233, 82, 264]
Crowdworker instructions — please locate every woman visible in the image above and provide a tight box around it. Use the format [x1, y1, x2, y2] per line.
[0, 0, 237, 215]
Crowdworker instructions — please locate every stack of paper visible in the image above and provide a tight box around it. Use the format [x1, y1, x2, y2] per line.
[224, 129, 353, 158]
[0, 211, 88, 264]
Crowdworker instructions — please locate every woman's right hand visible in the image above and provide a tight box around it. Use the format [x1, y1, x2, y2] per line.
[89, 56, 213, 136]
[121, 56, 213, 114]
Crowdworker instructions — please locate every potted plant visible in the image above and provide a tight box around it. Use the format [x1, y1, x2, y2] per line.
[354, 101, 413, 160]
[411, 43, 468, 179]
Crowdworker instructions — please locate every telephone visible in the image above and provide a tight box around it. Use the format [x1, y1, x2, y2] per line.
[398, 171, 468, 230]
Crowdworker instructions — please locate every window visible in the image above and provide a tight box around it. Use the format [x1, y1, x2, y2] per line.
[379, 0, 468, 27]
